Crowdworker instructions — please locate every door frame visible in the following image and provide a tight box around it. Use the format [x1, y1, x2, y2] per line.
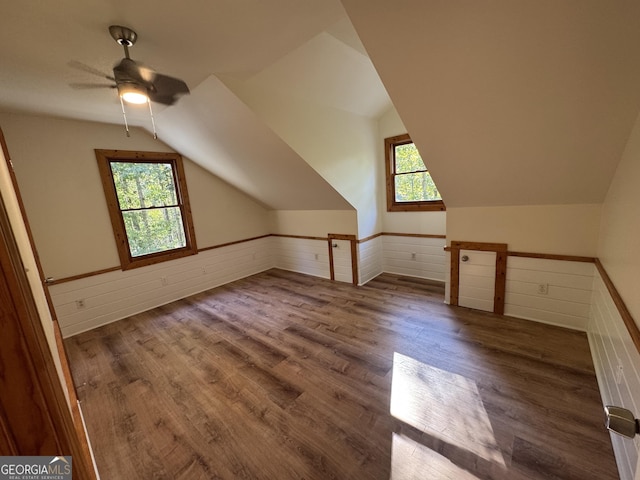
[448, 240, 508, 314]
[0, 128, 96, 477]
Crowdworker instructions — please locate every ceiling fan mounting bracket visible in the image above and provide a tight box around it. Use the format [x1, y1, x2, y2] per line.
[109, 25, 137, 48]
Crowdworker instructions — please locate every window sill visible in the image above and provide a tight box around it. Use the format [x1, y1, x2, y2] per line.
[120, 246, 198, 271]
[387, 200, 446, 212]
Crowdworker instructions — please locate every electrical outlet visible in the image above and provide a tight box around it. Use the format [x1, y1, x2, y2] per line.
[201, 266, 206, 275]
[75, 299, 85, 309]
[411, 252, 417, 260]
[160, 276, 168, 286]
[537, 283, 548, 295]
[314, 253, 319, 260]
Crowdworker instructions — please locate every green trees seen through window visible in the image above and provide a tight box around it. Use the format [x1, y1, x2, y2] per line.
[393, 142, 441, 202]
[110, 161, 187, 257]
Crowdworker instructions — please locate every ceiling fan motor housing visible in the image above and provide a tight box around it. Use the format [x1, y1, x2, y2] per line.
[109, 25, 137, 48]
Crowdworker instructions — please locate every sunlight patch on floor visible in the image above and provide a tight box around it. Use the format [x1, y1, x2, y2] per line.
[391, 432, 482, 480]
[390, 352, 506, 467]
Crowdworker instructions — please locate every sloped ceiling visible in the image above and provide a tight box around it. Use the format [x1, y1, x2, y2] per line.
[155, 76, 350, 210]
[0, 0, 344, 123]
[4, 1, 637, 212]
[0, 0, 388, 210]
[342, 0, 640, 208]
[230, 31, 389, 118]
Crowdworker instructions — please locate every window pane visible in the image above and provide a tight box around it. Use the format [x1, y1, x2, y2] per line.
[110, 162, 178, 210]
[122, 207, 186, 257]
[395, 172, 442, 202]
[395, 143, 426, 174]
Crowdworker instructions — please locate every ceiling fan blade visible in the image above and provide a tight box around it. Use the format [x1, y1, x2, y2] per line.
[68, 60, 116, 81]
[114, 58, 156, 84]
[148, 73, 190, 105]
[69, 83, 117, 90]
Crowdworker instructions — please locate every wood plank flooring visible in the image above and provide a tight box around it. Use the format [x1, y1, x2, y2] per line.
[65, 269, 618, 480]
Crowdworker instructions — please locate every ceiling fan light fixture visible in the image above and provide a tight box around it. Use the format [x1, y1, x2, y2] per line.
[70, 25, 189, 139]
[118, 83, 148, 104]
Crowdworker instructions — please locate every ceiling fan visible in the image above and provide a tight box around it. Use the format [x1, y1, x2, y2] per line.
[70, 25, 190, 137]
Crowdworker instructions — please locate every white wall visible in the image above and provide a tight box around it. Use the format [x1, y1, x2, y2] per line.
[446, 204, 602, 257]
[593, 110, 640, 480]
[506, 257, 594, 331]
[0, 112, 271, 280]
[598, 110, 640, 326]
[0, 131, 69, 405]
[185, 160, 271, 248]
[225, 78, 382, 238]
[269, 210, 357, 237]
[382, 235, 446, 282]
[359, 236, 383, 285]
[383, 211, 446, 236]
[589, 271, 640, 480]
[271, 236, 330, 279]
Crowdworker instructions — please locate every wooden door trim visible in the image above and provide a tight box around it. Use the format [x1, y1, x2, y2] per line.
[449, 240, 508, 314]
[450, 245, 460, 307]
[0, 128, 96, 477]
[328, 234, 358, 285]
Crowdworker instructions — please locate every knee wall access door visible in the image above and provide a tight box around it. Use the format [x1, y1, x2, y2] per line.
[449, 241, 507, 314]
[459, 249, 497, 312]
[328, 234, 358, 285]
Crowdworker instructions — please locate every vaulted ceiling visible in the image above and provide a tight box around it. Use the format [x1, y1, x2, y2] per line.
[0, 0, 384, 210]
[2, 0, 640, 211]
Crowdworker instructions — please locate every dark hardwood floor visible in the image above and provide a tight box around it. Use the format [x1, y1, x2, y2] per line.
[65, 269, 618, 479]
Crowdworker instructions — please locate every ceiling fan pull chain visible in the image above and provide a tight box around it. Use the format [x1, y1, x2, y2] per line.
[147, 99, 157, 140]
[118, 95, 131, 137]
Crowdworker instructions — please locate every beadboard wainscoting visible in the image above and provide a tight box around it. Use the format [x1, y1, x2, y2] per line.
[54, 233, 452, 337]
[271, 235, 330, 279]
[358, 235, 383, 285]
[504, 256, 595, 331]
[589, 271, 640, 480]
[381, 235, 446, 282]
[50, 237, 273, 337]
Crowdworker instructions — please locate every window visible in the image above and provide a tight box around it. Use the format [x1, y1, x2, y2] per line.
[96, 149, 197, 270]
[385, 134, 445, 212]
